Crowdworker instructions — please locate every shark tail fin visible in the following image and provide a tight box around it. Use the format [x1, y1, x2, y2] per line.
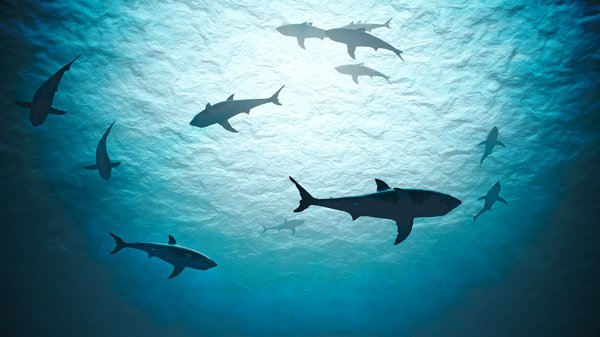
[289, 176, 316, 212]
[262, 225, 268, 233]
[395, 49, 405, 62]
[385, 18, 392, 28]
[109, 232, 127, 254]
[271, 85, 285, 106]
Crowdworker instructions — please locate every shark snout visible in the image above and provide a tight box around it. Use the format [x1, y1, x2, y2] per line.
[447, 196, 462, 210]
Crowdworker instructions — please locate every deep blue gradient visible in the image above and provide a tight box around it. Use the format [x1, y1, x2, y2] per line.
[1, 1, 599, 337]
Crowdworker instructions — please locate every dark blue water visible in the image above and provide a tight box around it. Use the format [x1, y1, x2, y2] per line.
[1, 1, 599, 336]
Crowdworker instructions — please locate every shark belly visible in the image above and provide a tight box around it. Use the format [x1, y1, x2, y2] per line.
[316, 196, 405, 220]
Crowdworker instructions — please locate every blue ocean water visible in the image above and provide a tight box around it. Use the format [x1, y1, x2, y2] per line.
[1, 1, 599, 336]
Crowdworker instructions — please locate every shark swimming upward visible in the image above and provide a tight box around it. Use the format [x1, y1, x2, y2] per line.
[289, 177, 461, 245]
[325, 28, 404, 60]
[109, 233, 217, 279]
[276, 22, 327, 49]
[84, 121, 121, 180]
[473, 181, 507, 222]
[262, 219, 305, 234]
[15, 54, 80, 127]
[190, 86, 285, 133]
[478, 126, 505, 165]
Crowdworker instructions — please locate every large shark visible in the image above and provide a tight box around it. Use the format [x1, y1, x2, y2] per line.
[276, 22, 327, 49]
[262, 219, 305, 234]
[189, 86, 285, 133]
[15, 54, 80, 127]
[84, 121, 121, 180]
[109, 233, 217, 279]
[478, 126, 505, 165]
[339, 18, 392, 32]
[473, 181, 507, 222]
[335, 63, 390, 84]
[325, 28, 404, 60]
[289, 177, 461, 245]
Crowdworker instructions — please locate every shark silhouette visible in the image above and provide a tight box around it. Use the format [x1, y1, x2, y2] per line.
[15, 54, 80, 126]
[339, 18, 392, 32]
[109, 233, 217, 279]
[325, 28, 403, 60]
[478, 126, 505, 165]
[473, 181, 507, 222]
[262, 219, 305, 234]
[289, 177, 461, 245]
[276, 22, 327, 49]
[190, 86, 285, 133]
[335, 63, 390, 84]
[84, 121, 121, 180]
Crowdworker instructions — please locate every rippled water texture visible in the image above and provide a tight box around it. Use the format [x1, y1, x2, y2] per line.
[1, 1, 599, 336]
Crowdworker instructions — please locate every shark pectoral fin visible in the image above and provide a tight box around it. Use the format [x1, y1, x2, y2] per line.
[394, 218, 414, 245]
[375, 178, 391, 191]
[49, 107, 67, 115]
[110, 161, 121, 168]
[477, 196, 486, 201]
[497, 196, 507, 204]
[83, 164, 98, 170]
[296, 36, 306, 49]
[496, 140, 506, 147]
[168, 265, 185, 279]
[219, 120, 238, 133]
[352, 75, 359, 84]
[347, 44, 357, 59]
[15, 101, 32, 109]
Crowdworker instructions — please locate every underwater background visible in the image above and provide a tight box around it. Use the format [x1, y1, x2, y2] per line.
[1, 0, 599, 336]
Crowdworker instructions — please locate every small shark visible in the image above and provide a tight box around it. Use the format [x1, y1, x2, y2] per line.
[478, 126, 505, 165]
[190, 86, 285, 133]
[262, 219, 305, 234]
[15, 54, 80, 127]
[473, 181, 507, 222]
[276, 22, 327, 49]
[325, 28, 404, 60]
[339, 18, 392, 32]
[289, 177, 461, 245]
[335, 63, 390, 84]
[109, 233, 217, 279]
[84, 121, 121, 180]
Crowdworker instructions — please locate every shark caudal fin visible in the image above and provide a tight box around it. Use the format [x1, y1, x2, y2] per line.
[394, 48, 405, 62]
[109, 232, 128, 254]
[289, 176, 316, 212]
[384, 18, 392, 28]
[262, 225, 268, 233]
[271, 85, 285, 106]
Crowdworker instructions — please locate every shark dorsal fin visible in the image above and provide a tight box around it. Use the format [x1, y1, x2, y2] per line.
[168, 235, 177, 245]
[227, 94, 234, 101]
[302, 21, 308, 25]
[308, 22, 312, 25]
[349, 21, 354, 24]
[358, 62, 364, 66]
[375, 179, 391, 191]
[205, 103, 212, 110]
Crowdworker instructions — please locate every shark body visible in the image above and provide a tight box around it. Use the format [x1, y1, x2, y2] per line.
[473, 181, 507, 222]
[15, 54, 80, 126]
[109, 233, 217, 279]
[289, 177, 461, 245]
[190, 86, 284, 133]
[262, 219, 305, 234]
[84, 121, 121, 180]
